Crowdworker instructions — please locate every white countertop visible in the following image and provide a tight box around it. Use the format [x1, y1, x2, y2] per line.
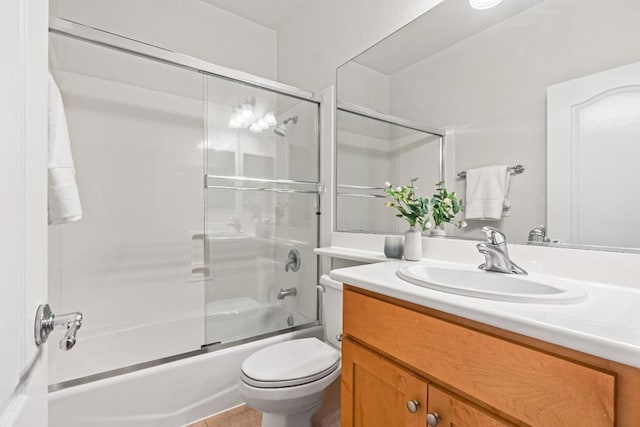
[330, 259, 640, 369]
[314, 246, 390, 263]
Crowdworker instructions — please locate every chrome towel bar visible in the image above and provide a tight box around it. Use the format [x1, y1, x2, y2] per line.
[457, 164, 525, 179]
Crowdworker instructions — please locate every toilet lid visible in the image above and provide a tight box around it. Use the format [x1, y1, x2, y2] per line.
[241, 338, 340, 388]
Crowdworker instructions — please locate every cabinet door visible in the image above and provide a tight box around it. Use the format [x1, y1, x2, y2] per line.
[342, 338, 428, 427]
[427, 384, 515, 427]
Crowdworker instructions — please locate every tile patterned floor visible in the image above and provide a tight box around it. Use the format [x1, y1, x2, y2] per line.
[188, 405, 261, 427]
[189, 378, 340, 427]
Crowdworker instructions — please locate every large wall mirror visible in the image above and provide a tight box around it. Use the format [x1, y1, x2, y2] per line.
[336, 0, 640, 252]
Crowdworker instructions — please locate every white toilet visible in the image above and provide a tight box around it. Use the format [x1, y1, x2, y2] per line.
[237, 275, 343, 427]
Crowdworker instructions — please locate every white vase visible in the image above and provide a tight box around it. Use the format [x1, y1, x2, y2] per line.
[431, 224, 446, 237]
[403, 226, 422, 261]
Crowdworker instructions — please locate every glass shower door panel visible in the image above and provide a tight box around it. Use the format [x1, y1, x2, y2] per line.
[204, 189, 318, 345]
[48, 33, 206, 384]
[204, 75, 320, 346]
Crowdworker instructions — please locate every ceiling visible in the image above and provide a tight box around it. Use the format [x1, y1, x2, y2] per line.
[352, 0, 545, 75]
[199, 0, 310, 30]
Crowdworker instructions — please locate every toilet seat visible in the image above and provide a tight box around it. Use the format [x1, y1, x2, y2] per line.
[240, 338, 340, 389]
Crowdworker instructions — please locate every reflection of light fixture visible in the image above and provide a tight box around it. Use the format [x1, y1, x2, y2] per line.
[228, 109, 242, 129]
[264, 111, 277, 126]
[228, 101, 280, 134]
[249, 122, 262, 133]
[241, 102, 255, 122]
[469, 0, 502, 10]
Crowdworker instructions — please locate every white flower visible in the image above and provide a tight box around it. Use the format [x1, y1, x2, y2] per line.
[460, 220, 468, 228]
[425, 221, 432, 229]
[384, 181, 391, 188]
[396, 186, 402, 192]
[444, 198, 452, 206]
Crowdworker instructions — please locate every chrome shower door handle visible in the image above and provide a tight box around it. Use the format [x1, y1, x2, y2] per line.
[34, 304, 83, 351]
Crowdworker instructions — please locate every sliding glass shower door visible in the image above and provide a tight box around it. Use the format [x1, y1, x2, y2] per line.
[202, 76, 320, 346]
[48, 19, 321, 388]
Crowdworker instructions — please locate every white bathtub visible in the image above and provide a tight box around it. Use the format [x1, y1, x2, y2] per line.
[49, 325, 323, 427]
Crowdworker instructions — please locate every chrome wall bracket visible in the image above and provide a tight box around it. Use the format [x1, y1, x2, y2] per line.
[35, 304, 83, 351]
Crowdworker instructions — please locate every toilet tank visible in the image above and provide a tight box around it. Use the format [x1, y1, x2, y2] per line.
[320, 275, 343, 349]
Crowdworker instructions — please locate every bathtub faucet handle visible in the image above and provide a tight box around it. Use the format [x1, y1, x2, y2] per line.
[285, 249, 301, 272]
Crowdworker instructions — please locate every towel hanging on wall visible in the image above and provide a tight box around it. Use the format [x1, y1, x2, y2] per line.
[48, 72, 83, 225]
[464, 165, 510, 220]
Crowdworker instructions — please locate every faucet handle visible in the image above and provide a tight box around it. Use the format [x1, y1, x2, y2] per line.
[481, 226, 506, 245]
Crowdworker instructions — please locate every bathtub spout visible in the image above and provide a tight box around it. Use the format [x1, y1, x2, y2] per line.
[277, 287, 297, 300]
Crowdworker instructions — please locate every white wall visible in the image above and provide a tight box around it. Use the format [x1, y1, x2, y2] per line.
[277, 0, 445, 92]
[51, 0, 278, 80]
[338, 62, 390, 112]
[388, 0, 640, 242]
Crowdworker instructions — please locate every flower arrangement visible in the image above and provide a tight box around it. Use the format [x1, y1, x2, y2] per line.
[430, 181, 466, 229]
[384, 178, 432, 231]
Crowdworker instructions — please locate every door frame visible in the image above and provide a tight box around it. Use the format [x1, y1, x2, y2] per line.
[0, 0, 49, 425]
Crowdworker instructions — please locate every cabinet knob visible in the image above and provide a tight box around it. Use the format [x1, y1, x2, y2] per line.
[407, 400, 420, 413]
[426, 412, 441, 426]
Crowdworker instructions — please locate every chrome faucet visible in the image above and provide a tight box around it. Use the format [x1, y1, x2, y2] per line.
[528, 225, 550, 244]
[477, 226, 527, 275]
[226, 217, 243, 233]
[277, 287, 298, 300]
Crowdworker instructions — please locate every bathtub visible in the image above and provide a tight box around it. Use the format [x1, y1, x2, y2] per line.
[49, 301, 322, 427]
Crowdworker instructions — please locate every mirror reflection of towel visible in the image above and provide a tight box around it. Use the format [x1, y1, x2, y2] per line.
[465, 165, 509, 220]
[48, 73, 82, 225]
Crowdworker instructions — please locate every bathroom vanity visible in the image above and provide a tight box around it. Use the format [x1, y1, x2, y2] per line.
[332, 261, 640, 427]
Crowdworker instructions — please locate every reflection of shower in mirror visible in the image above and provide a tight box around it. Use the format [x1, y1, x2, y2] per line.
[273, 115, 298, 137]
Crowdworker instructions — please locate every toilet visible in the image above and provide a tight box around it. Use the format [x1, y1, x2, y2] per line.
[237, 275, 343, 427]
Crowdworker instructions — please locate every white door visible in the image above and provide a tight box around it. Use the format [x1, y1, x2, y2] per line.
[548, 60, 640, 248]
[0, 0, 49, 426]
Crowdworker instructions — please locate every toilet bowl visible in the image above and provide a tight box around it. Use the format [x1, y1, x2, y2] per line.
[237, 275, 343, 427]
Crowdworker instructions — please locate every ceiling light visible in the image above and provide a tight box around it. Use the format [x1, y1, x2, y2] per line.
[469, 0, 502, 10]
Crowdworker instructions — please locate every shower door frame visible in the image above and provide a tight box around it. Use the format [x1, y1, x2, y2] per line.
[48, 16, 323, 391]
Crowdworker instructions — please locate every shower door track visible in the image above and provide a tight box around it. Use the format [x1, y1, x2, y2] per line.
[48, 322, 321, 392]
[49, 17, 320, 103]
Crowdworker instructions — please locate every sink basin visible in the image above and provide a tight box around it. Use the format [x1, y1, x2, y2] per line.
[397, 264, 586, 304]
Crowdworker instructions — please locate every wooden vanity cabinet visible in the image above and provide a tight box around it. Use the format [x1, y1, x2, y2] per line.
[341, 286, 640, 427]
[342, 338, 514, 427]
[341, 338, 428, 427]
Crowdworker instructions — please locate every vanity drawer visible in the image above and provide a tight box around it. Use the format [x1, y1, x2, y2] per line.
[343, 288, 615, 426]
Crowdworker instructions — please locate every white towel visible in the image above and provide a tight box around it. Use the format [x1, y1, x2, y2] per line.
[464, 165, 509, 220]
[502, 171, 512, 217]
[48, 73, 82, 225]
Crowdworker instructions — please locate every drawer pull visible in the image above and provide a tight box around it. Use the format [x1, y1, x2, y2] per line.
[427, 412, 440, 426]
[407, 400, 420, 413]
